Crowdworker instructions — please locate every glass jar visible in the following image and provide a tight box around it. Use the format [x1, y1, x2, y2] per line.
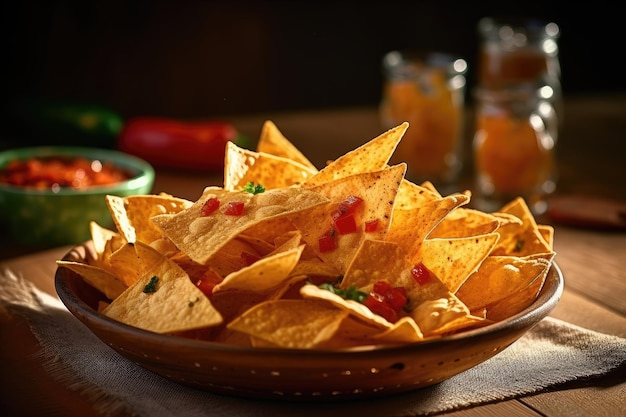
[477, 17, 562, 144]
[380, 50, 468, 193]
[477, 17, 560, 88]
[472, 86, 557, 215]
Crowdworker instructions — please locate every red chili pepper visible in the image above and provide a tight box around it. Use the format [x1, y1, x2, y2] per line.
[117, 117, 241, 171]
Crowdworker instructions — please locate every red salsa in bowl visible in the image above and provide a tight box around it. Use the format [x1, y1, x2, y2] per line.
[0, 156, 132, 191]
[0, 146, 154, 246]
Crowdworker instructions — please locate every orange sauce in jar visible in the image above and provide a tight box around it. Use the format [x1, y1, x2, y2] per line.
[473, 96, 554, 195]
[382, 67, 464, 182]
[478, 48, 549, 88]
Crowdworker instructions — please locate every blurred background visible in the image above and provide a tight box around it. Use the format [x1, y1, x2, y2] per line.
[2, 0, 622, 120]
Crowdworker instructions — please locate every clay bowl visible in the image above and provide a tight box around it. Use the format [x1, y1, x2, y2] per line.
[55, 242, 563, 401]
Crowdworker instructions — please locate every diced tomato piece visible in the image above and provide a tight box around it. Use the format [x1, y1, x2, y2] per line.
[334, 213, 357, 235]
[241, 251, 261, 266]
[318, 233, 336, 253]
[337, 195, 363, 216]
[224, 201, 245, 215]
[200, 197, 220, 216]
[331, 209, 343, 221]
[194, 270, 223, 297]
[364, 219, 379, 232]
[364, 293, 398, 323]
[385, 287, 408, 311]
[411, 262, 433, 286]
[371, 280, 407, 314]
[372, 280, 392, 296]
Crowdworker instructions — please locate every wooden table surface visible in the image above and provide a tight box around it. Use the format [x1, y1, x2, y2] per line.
[1, 94, 625, 416]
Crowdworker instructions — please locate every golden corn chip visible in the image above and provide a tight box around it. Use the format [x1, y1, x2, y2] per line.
[410, 294, 472, 336]
[227, 298, 349, 349]
[290, 164, 405, 272]
[420, 232, 500, 293]
[394, 179, 440, 210]
[485, 275, 547, 322]
[429, 208, 503, 238]
[367, 316, 424, 344]
[106, 242, 143, 286]
[213, 245, 304, 294]
[152, 186, 330, 265]
[105, 194, 192, 244]
[538, 224, 555, 249]
[387, 193, 470, 259]
[89, 221, 119, 257]
[224, 141, 317, 191]
[342, 239, 408, 293]
[302, 122, 408, 187]
[419, 180, 442, 196]
[455, 254, 554, 311]
[103, 244, 223, 333]
[256, 120, 317, 171]
[56, 260, 127, 300]
[300, 284, 392, 329]
[491, 197, 552, 256]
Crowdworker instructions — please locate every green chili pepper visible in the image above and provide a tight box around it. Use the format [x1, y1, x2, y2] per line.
[3, 96, 124, 148]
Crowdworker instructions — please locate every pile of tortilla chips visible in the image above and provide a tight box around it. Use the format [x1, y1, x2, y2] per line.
[57, 120, 555, 349]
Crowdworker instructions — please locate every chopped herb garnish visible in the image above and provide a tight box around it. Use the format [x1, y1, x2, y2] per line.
[243, 182, 265, 195]
[143, 276, 159, 293]
[188, 297, 200, 307]
[319, 283, 367, 303]
[514, 240, 525, 252]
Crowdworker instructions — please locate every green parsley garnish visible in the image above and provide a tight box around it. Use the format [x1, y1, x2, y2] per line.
[319, 283, 367, 303]
[514, 239, 525, 252]
[243, 182, 265, 195]
[143, 276, 159, 293]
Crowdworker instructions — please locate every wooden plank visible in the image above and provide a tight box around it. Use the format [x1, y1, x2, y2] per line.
[520, 383, 626, 417]
[553, 226, 626, 316]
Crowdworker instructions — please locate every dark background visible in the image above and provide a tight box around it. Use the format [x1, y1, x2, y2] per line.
[2, 0, 623, 119]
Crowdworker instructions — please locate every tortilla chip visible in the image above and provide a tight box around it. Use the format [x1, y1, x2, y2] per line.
[290, 164, 406, 272]
[491, 197, 552, 256]
[388, 193, 470, 259]
[103, 245, 223, 333]
[105, 194, 192, 244]
[455, 254, 553, 311]
[430, 208, 503, 238]
[224, 141, 317, 191]
[302, 122, 408, 187]
[152, 186, 330, 265]
[213, 245, 305, 294]
[56, 260, 127, 300]
[420, 233, 500, 293]
[256, 120, 317, 171]
[227, 298, 349, 348]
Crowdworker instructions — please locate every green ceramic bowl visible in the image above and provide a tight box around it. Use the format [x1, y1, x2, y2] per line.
[0, 146, 155, 246]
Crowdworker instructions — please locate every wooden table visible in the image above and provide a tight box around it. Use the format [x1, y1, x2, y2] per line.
[1, 94, 625, 416]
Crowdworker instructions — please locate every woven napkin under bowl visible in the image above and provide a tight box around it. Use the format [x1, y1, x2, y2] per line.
[1, 269, 625, 417]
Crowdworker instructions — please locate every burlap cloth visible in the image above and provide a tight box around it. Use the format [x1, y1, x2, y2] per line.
[1, 269, 625, 416]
